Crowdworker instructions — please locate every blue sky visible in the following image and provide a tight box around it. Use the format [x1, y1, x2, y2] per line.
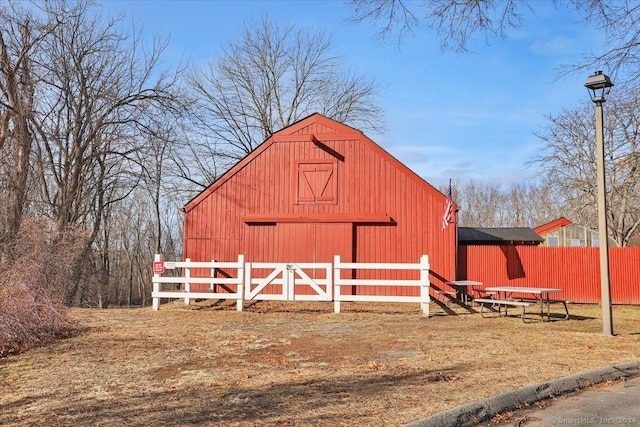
[100, 0, 606, 188]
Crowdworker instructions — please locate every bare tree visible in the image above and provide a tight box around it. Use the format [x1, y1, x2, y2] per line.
[532, 93, 640, 246]
[0, 3, 54, 262]
[350, 0, 527, 51]
[32, 2, 178, 230]
[451, 179, 561, 228]
[503, 181, 563, 227]
[350, 0, 640, 83]
[454, 180, 503, 227]
[571, 1, 640, 84]
[0, 0, 190, 313]
[187, 16, 384, 168]
[0, 0, 185, 305]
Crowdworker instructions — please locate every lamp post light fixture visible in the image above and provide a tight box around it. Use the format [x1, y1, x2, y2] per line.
[584, 70, 614, 336]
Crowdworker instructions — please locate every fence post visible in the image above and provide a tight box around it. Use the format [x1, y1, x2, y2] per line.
[333, 255, 341, 313]
[419, 254, 430, 317]
[286, 264, 295, 301]
[326, 263, 333, 301]
[184, 258, 191, 306]
[210, 259, 216, 292]
[152, 253, 163, 311]
[244, 261, 252, 301]
[237, 254, 245, 312]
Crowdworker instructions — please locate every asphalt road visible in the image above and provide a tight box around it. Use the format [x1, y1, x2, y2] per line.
[405, 361, 640, 427]
[517, 374, 640, 427]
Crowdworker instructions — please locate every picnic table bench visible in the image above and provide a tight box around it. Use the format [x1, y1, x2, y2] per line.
[433, 289, 456, 301]
[474, 298, 536, 322]
[514, 297, 574, 320]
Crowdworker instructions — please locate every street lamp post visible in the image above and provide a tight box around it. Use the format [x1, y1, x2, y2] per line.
[584, 70, 614, 336]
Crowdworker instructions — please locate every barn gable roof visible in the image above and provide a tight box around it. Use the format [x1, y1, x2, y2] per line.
[458, 227, 543, 245]
[183, 113, 450, 213]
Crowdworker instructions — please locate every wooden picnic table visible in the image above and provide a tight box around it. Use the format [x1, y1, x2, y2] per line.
[445, 280, 483, 304]
[484, 286, 570, 321]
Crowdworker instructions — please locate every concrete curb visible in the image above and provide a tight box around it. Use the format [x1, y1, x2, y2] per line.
[404, 360, 640, 427]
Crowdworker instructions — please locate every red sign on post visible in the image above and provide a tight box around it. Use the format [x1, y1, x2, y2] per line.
[153, 261, 165, 275]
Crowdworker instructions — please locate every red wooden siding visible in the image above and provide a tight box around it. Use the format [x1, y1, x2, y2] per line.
[183, 114, 456, 296]
[459, 246, 640, 304]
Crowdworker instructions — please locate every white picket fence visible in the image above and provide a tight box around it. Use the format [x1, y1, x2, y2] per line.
[151, 254, 430, 316]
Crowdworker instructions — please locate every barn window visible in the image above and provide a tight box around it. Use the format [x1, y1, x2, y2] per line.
[295, 160, 338, 204]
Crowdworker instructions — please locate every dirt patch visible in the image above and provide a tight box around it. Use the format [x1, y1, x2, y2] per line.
[1, 300, 639, 426]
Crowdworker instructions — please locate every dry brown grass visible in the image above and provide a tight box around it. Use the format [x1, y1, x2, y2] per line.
[1, 300, 639, 426]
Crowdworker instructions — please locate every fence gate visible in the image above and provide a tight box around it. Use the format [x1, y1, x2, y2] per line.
[245, 262, 332, 301]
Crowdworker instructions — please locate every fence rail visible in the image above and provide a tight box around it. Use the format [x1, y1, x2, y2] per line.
[151, 254, 430, 315]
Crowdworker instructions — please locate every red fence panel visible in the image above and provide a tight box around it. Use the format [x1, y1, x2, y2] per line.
[458, 246, 640, 304]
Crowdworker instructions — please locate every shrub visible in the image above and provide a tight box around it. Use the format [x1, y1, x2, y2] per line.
[0, 218, 87, 357]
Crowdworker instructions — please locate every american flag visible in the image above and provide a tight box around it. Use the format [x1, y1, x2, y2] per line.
[442, 180, 453, 230]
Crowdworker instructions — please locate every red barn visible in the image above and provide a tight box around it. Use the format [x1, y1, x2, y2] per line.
[182, 113, 456, 296]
